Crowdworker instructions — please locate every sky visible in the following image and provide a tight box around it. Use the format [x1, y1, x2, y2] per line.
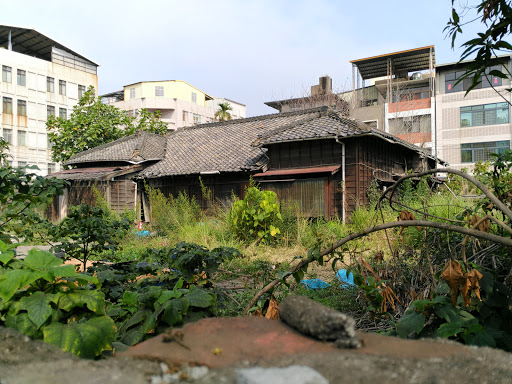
[1, 0, 493, 116]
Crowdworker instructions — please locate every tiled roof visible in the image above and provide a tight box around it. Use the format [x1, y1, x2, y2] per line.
[137, 107, 329, 178]
[252, 110, 445, 165]
[252, 111, 367, 146]
[65, 131, 166, 166]
[50, 166, 132, 181]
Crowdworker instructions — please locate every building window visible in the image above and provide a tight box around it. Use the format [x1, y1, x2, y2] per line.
[193, 113, 201, 125]
[460, 102, 509, 127]
[461, 141, 510, 163]
[47, 163, 56, 174]
[155, 86, 164, 97]
[2, 66, 11, 83]
[130, 88, 136, 99]
[59, 80, 66, 96]
[17, 100, 27, 116]
[182, 111, 188, 121]
[47, 136, 53, 149]
[2, 97, 12, 114]
[47, 105, 55, 119]
[17, 131, 26, 147]
[392, 86, 430, 102]
[2, 128, 12, 144]
[446, 65, 503, 93]
[59, 108, 67, 119]
[191, 92, 197, 104]
[78, 85, 86, 98]
[47, 77, 54, 93]
[17, 69, 26, 86]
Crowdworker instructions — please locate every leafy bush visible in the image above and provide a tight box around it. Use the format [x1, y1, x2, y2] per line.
[0, 242, 115, 358]
[228, 186, 283, 244]
[393, 269, 512, 350]
[51, 204, 131, 269]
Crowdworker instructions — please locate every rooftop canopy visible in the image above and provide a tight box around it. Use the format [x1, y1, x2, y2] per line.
[0, 24, 98, 66]
[350, 46, 435, 80]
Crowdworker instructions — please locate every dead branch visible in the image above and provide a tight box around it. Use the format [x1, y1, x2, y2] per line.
[243, 219, 512, 315]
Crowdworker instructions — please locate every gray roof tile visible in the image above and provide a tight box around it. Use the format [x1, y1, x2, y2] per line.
[65, 131, 166, 165]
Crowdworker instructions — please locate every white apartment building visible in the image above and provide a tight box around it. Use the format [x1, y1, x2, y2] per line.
[102, 80, 246, 130]
[435, 56, 512, 171]
[0, 25, 98, 175]
[207, 97, 246, 119]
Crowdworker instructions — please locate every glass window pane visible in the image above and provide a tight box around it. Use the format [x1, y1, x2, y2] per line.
[484, 110, 496, 125]
[445, 72, 455, 81]
[461, 150, 472, 163]
[460, 112, 472, 127]
[496, 108, 509, 124]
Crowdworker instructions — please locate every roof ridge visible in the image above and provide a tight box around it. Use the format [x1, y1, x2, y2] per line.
[252, 108, 330, 147]
[65, 131, 165, 165]
[177, 106, 329, 132]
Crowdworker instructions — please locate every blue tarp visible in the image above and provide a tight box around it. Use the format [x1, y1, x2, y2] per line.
[336, 269, 355, 286]
[300, 279, 331, 290]
[137, 230, 150, 237]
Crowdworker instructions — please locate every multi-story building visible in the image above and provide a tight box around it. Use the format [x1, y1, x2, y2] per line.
[0, 25, 98, 175]
[349, 46, 436, 152]
[102, 80, 246, 130]
[435, 56, 512, 171]
[207, 97, 246, 120]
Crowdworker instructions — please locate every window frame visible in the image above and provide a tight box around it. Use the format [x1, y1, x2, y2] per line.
[130, 88, 136, 99]
[78, 85, 86, 99]
[17, 69, 26, 86]
[47, 77, 55, 93]
[17, 130, 26, 147]
[59, 80, 66, 96]
[2, 128, 12, 144]
[460, 102, 509, 127]
[155, 86, 164, 97]
[17, 100, 27, 117]
[47, 105, 55, 119]
[2, 97, 12, 114]
[59, 108, 67, 119]
[445, 65, 503, 93]
[2, 66, 12, 83]
[461, 141, 510, 163]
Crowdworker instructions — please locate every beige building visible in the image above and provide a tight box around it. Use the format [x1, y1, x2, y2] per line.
[0, 25, 98, 175]
[102, 80, 246, 130]
[435, 56, 512, 171]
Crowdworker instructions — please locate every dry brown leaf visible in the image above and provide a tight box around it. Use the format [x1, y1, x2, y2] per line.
[251, 309, 264, 317]
[265, 296, 280, 320]
[460, 269, 484, 306]
[373, 251, 384, 263]
[468, 214, 490, 233]
[398, 210, 421, 234]
[441, 260, 465, 306]
[361, 258, 379, 281]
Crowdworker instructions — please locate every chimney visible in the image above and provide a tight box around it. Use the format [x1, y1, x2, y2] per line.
[311, 75, 332, 96]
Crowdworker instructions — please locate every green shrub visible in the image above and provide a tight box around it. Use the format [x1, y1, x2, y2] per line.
[228, 186, 283, 244]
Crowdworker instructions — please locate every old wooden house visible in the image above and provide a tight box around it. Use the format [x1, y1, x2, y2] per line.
[50, 107, 444, 221]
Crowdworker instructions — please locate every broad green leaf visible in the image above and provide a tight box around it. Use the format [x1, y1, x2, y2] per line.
[434, 304, 461, 322]
[121, 291, 139, 307]
[24, 250, 62, 271]
[19, 291, 53, 328]
[119, 310, 156, 346]
[413, 300, 432, 311]
[437, 322, 464, 338]
[43, 265, 77, 281]
[463, 331, 496, 348]
[58, 290, 106, 315]
[0, 250, 15, 265]
[184, 286, 215, 308]
[396, 311, 425, 338]
[156, 290, 180, 305]
[43, 316, 115, 358]
[0, 269, 45, 302]
[5, 312, 39, 338]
